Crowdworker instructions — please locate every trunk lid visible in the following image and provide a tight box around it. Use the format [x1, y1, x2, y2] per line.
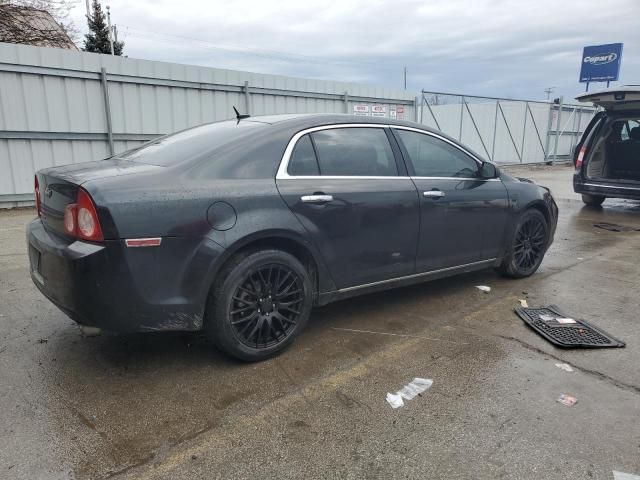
[37, 160, 161, 236]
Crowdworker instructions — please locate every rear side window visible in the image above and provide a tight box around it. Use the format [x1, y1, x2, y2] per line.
[311, 128, 398, 176]
[395, 130, 479, 178]
[288, 134, 319, 176]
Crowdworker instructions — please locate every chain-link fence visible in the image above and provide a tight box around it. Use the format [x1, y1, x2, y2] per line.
[418, 91, 596, 164]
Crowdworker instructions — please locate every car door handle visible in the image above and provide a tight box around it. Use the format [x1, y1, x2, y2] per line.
[301, 194, 334, 204]
[423, 190, 445, 198]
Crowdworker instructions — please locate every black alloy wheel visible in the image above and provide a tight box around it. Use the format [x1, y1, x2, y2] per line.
[513, 216, 546, 272]
[230, 264, 304, 348]
[207, 249, 312, 361]
[498, 209, 548, 278]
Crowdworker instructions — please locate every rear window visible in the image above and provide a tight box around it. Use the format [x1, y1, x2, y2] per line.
[119, 121, 264, 166]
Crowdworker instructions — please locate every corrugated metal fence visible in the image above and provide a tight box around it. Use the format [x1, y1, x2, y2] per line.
[0, 43, 417, 207]
[418, 90, 596, 164]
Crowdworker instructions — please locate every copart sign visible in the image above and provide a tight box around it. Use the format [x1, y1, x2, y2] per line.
[579, 43, 623, 83]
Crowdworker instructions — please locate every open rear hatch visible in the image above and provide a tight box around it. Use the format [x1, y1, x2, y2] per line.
[576, 86, 640, 111]
[575, 87, 640, 186]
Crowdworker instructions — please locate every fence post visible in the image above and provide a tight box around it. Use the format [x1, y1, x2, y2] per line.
[100, 67, 114, 156]
[343, 91, 349, 114]
[552, 96, 563, 165]
[520, 102, 528, 163]
[491, 100, 499, 162]
[543, 103, 554, 163]
[414, 96, 419, 122]
[243, 81, 252, 115]
[458, 96, 464, 140]
[570, 107, 582, 156]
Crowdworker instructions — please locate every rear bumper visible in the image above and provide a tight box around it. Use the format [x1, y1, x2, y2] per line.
[27, 219, 224, 332]
[574, 174, 640, 200]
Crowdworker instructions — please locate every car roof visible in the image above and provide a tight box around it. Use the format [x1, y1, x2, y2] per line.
[576, 85, 640, 111]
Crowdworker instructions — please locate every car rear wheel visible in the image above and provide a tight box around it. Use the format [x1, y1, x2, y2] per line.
[206, 249, 313, 361]
[582, 194, 605, 207]
[498, 209, 549, 278]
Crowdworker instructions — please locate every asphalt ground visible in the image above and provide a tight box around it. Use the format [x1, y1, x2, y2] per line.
[1, 164, 639, 479]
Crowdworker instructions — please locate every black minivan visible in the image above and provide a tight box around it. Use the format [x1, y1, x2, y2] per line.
[573, 86, 640, 206]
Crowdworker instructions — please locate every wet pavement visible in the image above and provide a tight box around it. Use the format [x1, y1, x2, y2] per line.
[1, 164, 639, 479]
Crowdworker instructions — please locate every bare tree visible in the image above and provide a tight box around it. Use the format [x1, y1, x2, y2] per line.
[0, 0, 78, 48]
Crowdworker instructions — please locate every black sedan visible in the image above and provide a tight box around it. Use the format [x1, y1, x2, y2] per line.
[28, 114, 558, 361]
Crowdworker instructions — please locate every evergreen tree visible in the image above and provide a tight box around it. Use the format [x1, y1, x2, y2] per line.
[83, 0, 123, 55]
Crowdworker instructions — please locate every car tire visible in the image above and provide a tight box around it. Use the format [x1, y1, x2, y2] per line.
[581, 194, 605, 207]
[206, 249, 313, 361]
[497, 209, 549, 279]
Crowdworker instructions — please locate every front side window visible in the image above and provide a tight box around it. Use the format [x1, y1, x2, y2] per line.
[395, 129, 479, 178]
[311, 128, 398, 176]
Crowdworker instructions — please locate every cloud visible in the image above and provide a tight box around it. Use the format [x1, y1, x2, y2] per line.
[71, 0, 639, 101]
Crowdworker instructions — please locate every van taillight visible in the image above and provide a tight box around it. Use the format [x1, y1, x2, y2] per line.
[34, 176, 41, 217]
[576, 147, 586, 170]
[63, 189, 104, 242]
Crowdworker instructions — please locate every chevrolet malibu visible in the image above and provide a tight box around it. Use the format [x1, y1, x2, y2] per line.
[28, 114, 558, 361]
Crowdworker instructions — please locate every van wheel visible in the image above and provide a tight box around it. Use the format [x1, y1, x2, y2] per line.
[582, 194, 605, 206]
[206, 250, 313, 362]
[498, 209, 548, 278]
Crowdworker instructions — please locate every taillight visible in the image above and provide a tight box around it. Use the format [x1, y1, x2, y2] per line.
[63, 189, 104, 242]
[64, 204, 77, 235]
[34, 176, 41, 217]
[576, 147, 586, 170]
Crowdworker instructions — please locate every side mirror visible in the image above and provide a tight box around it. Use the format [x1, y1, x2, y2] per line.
[479, 162, 498, 179]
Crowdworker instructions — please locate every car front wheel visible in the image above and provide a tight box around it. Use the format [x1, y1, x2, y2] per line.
[498, 209, 549, 278]
[582, 194, 605, 207]
[206, 249, 313, 361]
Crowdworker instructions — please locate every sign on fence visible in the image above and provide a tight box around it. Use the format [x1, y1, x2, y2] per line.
[579, 43, 623, 83]
[353, 104, 370, 116]
[371, 105, 387, 117]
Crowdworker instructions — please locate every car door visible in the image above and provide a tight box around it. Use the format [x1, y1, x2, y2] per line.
[276, 125, 420, 289]
[392, 127, 509, 272]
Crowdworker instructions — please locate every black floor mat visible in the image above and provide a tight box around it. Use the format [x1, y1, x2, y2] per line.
[514, 305, 625, 348]
[593, 222, 640, 232]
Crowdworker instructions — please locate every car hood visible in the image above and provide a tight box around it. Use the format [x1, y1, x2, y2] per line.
[38, 159, 163, 185]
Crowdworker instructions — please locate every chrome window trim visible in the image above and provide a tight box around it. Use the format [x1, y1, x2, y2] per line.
[275, 123, 500, 181]
[279, 176, 412, 180]
[276, 124, 392, 180]
[411, 176, 500, 182]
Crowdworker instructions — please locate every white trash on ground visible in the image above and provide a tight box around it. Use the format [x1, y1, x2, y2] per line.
[519, 299, 529, 308]
[555, 363, 574, 372]
[386, 392, 404, 409]
[475, 286, 491, 293]
[386, 378, 433, 409]
[557, 393, 578, 407]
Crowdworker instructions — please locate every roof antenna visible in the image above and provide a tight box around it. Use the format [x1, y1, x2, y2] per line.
[233, 106, 250, 122]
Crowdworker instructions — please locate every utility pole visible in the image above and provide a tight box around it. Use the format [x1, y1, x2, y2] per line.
[403, 66, 407, 90]
[85, 0, 91, 21]
[544, 86, 555, 100]
[106, 5, 114, 55]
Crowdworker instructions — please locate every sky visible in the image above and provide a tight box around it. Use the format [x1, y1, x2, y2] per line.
[69, 0, 640, 102]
